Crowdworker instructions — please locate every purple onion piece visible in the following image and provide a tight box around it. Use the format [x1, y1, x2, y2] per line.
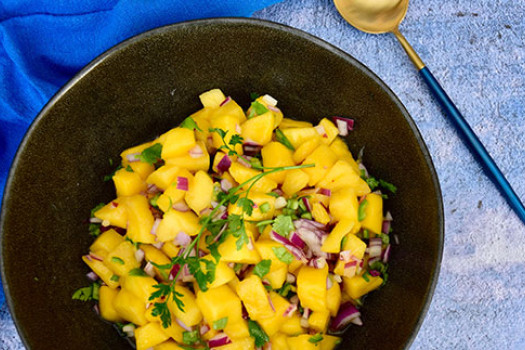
[330, 302, 361, 332]
[216, 155, 232, 172]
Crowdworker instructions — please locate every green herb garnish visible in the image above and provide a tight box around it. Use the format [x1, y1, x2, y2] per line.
[309, 333, 324, 345]
[275, 129, 295, 151]
[272, 215, 295, 237]
[213, 317, 229, 330]
[111, 257, 124, 265]
[358, 199, 368, 221]
[253, 259, 272, 279]
[139, 143, 163, 165]
[248, 320, 269, 347]
[180, 116, 202, 132]
[272, 247, 294, 264]
[72, 283, 100, 301]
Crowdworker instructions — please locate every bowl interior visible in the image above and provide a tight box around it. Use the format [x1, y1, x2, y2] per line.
[1, 18, 443, 350]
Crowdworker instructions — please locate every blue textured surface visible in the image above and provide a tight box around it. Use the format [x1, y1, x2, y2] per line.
[2, 0, 525, 349]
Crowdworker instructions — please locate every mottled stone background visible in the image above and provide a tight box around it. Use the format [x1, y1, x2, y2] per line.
[1, 0, 524, 349]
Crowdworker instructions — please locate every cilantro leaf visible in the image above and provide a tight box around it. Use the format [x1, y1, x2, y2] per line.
[379, 179, 397, 193]
[253, 259, 272, 279]
[111, 256, 124, 265]
[275, 129, 295, 151]
[103, 164, 123, 181]
[259, 202, 270, 214]
[277, 282, 292, 297]
[139, 143, 163, 165]
[229, 134, 244, 148]
[180, 116, 202, 131]
[265, 191, 280, 198]
[309, 333, 324, 344]
[237, 197, 255, 217]
[272, 215, 295, 237]
[110, 275, 120, 282]
[248, 320, 269, 347]
[128, 268, 148, 277]
[209, 127, 227, 139]
[125, 164, 134, 172]
[272, 247, 294, 264]
[358, 199, 368, 221]
[88, 223, 101, 237]
[250, 92, 260, 100]
[213, 317, 229, 330]
[149, 283, 171, 301]
[72, 283, 100, 301]
[151, 302, 171, 328]
[150, 193, 161, 208]
[182, 330, 200, 345]
[251, 101, 268, 116]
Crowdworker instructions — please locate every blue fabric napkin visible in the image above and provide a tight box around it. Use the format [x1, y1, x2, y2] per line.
[0, 0, 281, 307]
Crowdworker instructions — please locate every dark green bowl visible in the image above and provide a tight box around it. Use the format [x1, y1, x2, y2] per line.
[1, 18, 443, 350]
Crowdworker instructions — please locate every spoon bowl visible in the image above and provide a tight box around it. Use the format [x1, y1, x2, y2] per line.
[333, 0, 409, 34]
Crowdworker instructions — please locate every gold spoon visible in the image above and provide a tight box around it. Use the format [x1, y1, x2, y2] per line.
[334, 0, 525, 224]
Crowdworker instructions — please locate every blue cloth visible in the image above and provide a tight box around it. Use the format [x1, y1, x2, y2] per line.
[0, 0, 281, 307]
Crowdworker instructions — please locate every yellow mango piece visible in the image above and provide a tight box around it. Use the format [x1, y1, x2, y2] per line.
[282, 169, 309, 197]
[320, 335, 342, 350]
[113, 288, 148, 326]
[342, 231, 367, 259]
[135, 322, 170, 350]
[309, 310, 330, 333]
[156, 171, 194, 213]
[271, 333, 290, 350]
[129, 161, 156, 180]
[280, 127, 319, 149]
[229, 162, 277, 193]
[210, 114, 243, 154]
[218, 229, 261, 264]
[122, 195, 156, 244]
[288, 259, 303, 274]
[302, 144, 337, 186]
[161, 128, 196, 159]
[241, 111, 275, 145]
[89, 229, 125, 255]
[293, 137, 321, 164]
[261, 142, 295, 184]
[317, 160, 370, 196]
[98, 286, 123, 322]
[121, 274, 158, 304]
[154, 340, 186, 350]
[199, 88, 226, 108]
[329, 187, 358, 222]
[360, 193, 383, 235]
[104, 241, 139, 277]
[212, 152, 234, 173]
[279, 118, 313, 129]
[94, 199, 128, 229]
[280, 314, 304, 336]
[156, 210, 201, 242]
[168, 285, 202, 327]
[214, 337, 254, 350]
[343, 274, 383, 299]
[228, 192, 276, 221]
[164, 141, 210, 172]
[321, 219, 355, 253]
[257, 292, 292, 337]
[317, 118, 339, 144]
[297, 265, 328, 313]
[120, 141, 154, 165]
[141, 245, 171, 279]
[236, 275, 274, 320]
[265, 266, 288, 289]
[161, 241, 181, 258]
[190, 107, 213, 146]
[326, 275, 342, 317]
[286, 334, 318, 350]
[210, 98, 246, 124]
[196, 285, 243, 325]
[223, 320, 250, 340]
[145, 311, 184, 343]
[185, 170, 214, 214]
[147, 165, 182, 191]
[311, 202, 330, 225]
[82, 254, 119, 288]
[113, 167, 147, 197]
[202, 254, 235, 289]
[329, 138, 360, 174]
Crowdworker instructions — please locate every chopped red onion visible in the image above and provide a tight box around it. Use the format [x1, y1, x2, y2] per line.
[369, 270, 381, 277]
[93, 304, 100, 315]
[331, 302, 361, 332]
[89, 253, 104, 262]
[332, 116, 355, 131]
[294, 218, 327, 231]
[268, 294, 276, 312]
[174, 231, 191, 247]
[208, 333, 232, 348]
[384, 211, 393, 221]
[235, 124, 242, 134]
[314, 124, 327, 138]
[176, 177, 189, 191]
[382, 244, 391, 263]
[122, 324, 135, 334]
[335, 119, 349, 136]
[286, 273, 296, 284]
[150, 218, 161, 236]
[217, 155, 232, 172]
[301, 197, 312, 212]
[283, 303, 297, 317]
[176, 318, 192, 332]
[339, 250, 351, 261]
[382, 220, 391, 234]
[367, 257, 380, 266]
[274, 196, 287, 209]
[393, 234, 400, 245]
[243, 142, 262, 156]
[333, 274, 342, 283]
[261, 94, 278, 106]
[135, 248, 145, 263]
[267, 105, 281, 114]
[309, 257, 327, 269]
[368, 245, 382, 258]
[270, 231, 307, 263]
[126, 153, 141, 163]
[220, 96, 231, 106]
[188, 144, 204, 158]
[181, 264, 194, 282]
[86, 272, 99, 281]
[147, 183, 162, 194]
[302, 307, 311, 319]
[369, 237, 382, 246]
[326, 276, 333, 289]
[200, 324, 210, 335]
[237, 157, 252, 168]
[172, 201, 190, 212]
[212, 223, 228, 243]
[144, 262, 155, 277]
[89, 217, 102, 224]
[247, 237, 255, 251]
[169, 264, 180, 280]
[345, 261, 357, 268]
[289, 232, 306, 249]
[319, 188, 332, 197]
[351, 316, 363, 326]
[111, 201, 119, 208]
[220, 178, 233, 192]
[358, 163, 368, 177]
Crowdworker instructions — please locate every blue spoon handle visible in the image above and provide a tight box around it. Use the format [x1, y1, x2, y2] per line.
[419, 66, 525, 224]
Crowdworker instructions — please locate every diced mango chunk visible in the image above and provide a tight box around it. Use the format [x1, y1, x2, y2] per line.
[134, 322, 170, 350]
[343, 274, 383, 299]
[98, 286, 123, 322]
[297, 265, 328, 313]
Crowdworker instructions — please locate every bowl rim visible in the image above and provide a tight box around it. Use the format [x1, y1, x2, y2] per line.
[0, 17, 444, 349]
